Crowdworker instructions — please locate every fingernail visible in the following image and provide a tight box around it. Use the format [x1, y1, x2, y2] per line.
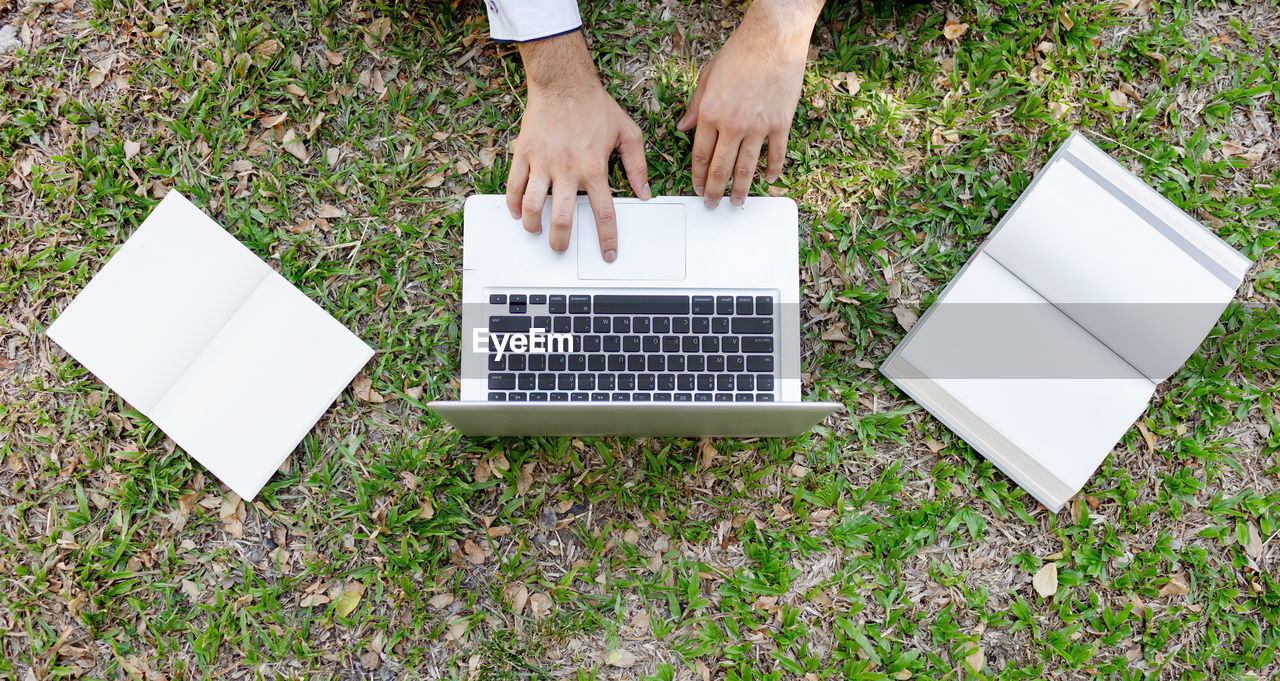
[509, 209, 520, 219]
[731, 196, 744, 207]
[604, 249, 617, 263]
[705, 198, 719, 209]
[641, 183, 651, 199]
[694, 185, 704, 195]
[765, 174, 778, 183]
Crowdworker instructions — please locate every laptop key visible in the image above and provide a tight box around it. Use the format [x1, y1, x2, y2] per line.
[687, 356, 706, 372]
[489, 294, 507, 305]
[714, 393, 733, 402]
[662, 336, 680, 353]
[708, 355, 726, 372]
[568, 354, 587, 371]
[623, 336, 641, 352]
[596, 373, 615, 390]
[508, 354, 526, 371]
[607, 354, 626, 371]
[557, 374, 575, 390]
[716, 375, 733, 391]
[756, 394, 775, 402]
[657, 374, 675, 390]
[732, 318, 772, 334]
[618, 374, 637, 390]
[509, 392, 528, 401]
[697, 375, 714, 390]
[614, 316, 631, 333]
[549, 295, 567, 314]
[712, 317, 730, 334]
[509, 301, 527, 314]
[638, 375, 656, 391]
[647, 355, 665, 371]
[667, 355, 686, 372]
[595, 294, 690, 314]
[549, 354, 567, 371]
[612, 393, 630, 402]
[643, 336, 661, 353]
[489, 373, 516, 390]
[490, 315, 531, 332]
[654, 394, 672, 402]
[735, 296, 754, 315]
[593, 317, 611, 333]
[673, 317, 691, 333]
[692, 318, 710, 334]
[591, 393, 609, 402]
[727, 355, 745, 372]
[587, 355, 605, 371]
[756, 375, 774, 391]
[579, 374, 597, 390]
[653, 317, 671, 333]
[682, 337, 700, 353]
[632, 316, 651, 333]
[488, 355, 505, 371]
[518, 374, 535, 390]
[736, 374, 753, 391]
[571, 393, 590, 401]
[715, 296, 734, 315]
[488, 392, 507, 401]
[528, 355, 547, 371]
[533, 315, 551, 331]
[573, 316, 591, 333]
[530, 294, 547, 305]
[721, 337, 740, 353]
[741, 336, 773, 353]
[747, 356, 774, 372]
[701, 337, 720, 353]
[553, 316, 571, 333]
[755, 296, 773, 315]
[583, 335, 602, 352]
[537, 373, 556, 390]
[569, 295, 591, 313]
[678, 375, 695, 391]
[695, 392, 713, 402]
[632, 394, 651, 402]
[551, 392, 568, 401]
[675, 393, 692, 401]
[692, 296, 715, 315]
[603, 336, 621, 352]
[627, 355, 645, 371]
[735, 394, 753, 402]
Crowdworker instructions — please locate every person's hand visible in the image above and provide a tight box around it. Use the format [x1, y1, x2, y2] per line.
[677, 0, 823, 207]
[506, 31, 650, 262]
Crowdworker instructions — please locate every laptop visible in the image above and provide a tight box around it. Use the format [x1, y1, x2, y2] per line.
[428, 195, 841, 436]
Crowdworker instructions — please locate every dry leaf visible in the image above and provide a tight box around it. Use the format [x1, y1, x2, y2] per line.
[503, 583, 529, 615]
[322, 49, 344, 66]
[1158, 574, 1189, 597]
[462, 539, 485, 565]
[962, 644, 985, 673]
[429, 592, 455, 609]
[605, 649, 638, 669]
[282, 129, 308, 162]
[1033, 562, 1058, 597]
[1058, 6, 1074, 30]
[925, 439, 945, 453]
[260, 113, 287, 129]
[893, 304, 919, 331]
[252, 39, 280, 58]
[1244, 522, 1263, 559]
[528, 592, 553, 619]
[300, 593, 330, 607]
[943, 21, 969, 41]
[326, 147, 340, 168]
[844, 71, 862, 95]
[317, 203, 345, 219]
[352, 375, 384, 403]
[821, 326, 850, 342]
[334, 587, 362, 617]
[1109, 89, 1129, 108]
[123, 140, 141, 160]
[698, 437, 717, 470]
[516, 462, 535, 495]
[474, 460, 491, 484]
[1136, 421, 1157, 453]
[285, 83, 306, 97]
[1049, 101, 1071, 118]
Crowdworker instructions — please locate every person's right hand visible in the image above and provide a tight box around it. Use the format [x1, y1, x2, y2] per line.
[506, 31, 651, 263]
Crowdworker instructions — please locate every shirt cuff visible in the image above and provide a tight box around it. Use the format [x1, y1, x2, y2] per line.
[485, 0, 583, 43]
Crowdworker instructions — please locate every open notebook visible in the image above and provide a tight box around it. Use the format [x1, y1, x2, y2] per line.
[881, 133, 1252, 511]
[47, 191, 373, 500]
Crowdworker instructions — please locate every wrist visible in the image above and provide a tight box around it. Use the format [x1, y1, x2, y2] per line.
[519, 30, 600, 95]
[739, 0, 823, 55]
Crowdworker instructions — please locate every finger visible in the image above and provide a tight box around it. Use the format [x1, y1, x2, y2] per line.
[521, 174, 550, 234]
[548, 178, 577, 252]
[617, 125, 651, 200]
[730, 135, 764, 207]
[505, 154, 529, 219]
[585, 180, 618, 263]
[690, 124, 717, 196]
[702, 132, 741, 208]
[764, 129, 790, 183]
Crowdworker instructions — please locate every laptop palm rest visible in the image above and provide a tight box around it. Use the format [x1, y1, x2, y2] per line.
[576, 203, 686, 280]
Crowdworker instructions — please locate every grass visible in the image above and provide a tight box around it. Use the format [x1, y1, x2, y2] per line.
[1, 0, 1278, 678]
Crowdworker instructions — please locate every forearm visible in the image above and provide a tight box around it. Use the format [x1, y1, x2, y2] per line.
[739, 0, 825, 50]
[518, 30, 600, 94]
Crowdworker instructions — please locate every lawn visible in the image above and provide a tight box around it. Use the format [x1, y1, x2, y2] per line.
[1, 0, 1278, 679]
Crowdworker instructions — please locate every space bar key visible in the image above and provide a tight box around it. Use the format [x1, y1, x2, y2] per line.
[593, 295, 690, 314]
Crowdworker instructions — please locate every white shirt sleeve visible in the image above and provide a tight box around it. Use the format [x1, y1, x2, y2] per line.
[484, 0, 582, 42]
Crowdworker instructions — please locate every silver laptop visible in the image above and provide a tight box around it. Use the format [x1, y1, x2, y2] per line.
[428, 195, 841, 436]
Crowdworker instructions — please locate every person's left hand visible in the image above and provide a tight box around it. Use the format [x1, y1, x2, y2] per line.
[677, 3, 819, 207]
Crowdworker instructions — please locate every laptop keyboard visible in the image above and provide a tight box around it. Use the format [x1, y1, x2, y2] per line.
[483, 291, 778, 402]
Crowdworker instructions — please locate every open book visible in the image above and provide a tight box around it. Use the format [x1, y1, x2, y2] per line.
[47, 191, 373, 500]
[881, 133, 1252, 511]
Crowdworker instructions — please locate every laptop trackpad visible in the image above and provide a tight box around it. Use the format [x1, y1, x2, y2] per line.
[576, 202, 686, 280]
